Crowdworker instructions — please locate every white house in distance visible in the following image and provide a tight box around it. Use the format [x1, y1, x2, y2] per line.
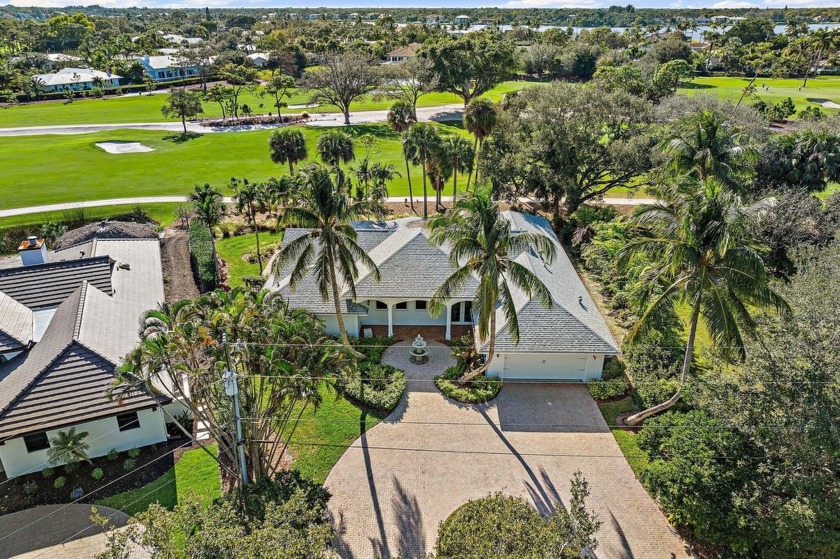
[267, 212, 619, 382]
[0, 223, 182, 478]
[384, 42, 422, 63]
[32, 67, 120, 93]
[137, 54, 201, 82]
[248, 52, 270, 67]
[453, 15, 472, 26]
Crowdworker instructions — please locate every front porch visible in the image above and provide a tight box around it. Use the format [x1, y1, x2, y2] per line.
[361, 324, 472, 344]
[356, 298, 474, 342]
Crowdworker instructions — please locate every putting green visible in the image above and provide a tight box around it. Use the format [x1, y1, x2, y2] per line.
[681, 75, 840, 114]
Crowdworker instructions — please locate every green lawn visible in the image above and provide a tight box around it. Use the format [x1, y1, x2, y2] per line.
[0, 203, 179, 229]
[216, 231, 284, 287]
[285, 385, 385, 484]
[597, 397, 649, 480]
[681, 75, 840, 115]
[95, 445, 220, 516]
[0, 124, 468, 210]
[0, 81, 532, 128]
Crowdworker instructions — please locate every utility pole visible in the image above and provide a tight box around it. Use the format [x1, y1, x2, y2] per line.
[222, 333, 248, 487]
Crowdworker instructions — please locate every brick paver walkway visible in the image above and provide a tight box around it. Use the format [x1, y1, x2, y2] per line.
[324, 341, 693, 559]
[0, 504, 148, 559]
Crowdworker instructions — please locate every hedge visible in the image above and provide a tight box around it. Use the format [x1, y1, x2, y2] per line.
[343, 363, 406, 413]
[435, 366, 502, 404]
[189, 221, 217, 292]
[587, 376, 629, 401]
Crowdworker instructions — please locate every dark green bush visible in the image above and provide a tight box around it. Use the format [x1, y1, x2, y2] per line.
[189, 221, 217, 292]
[602, 357, 627, 380]
[587, 376, 629, 400]
[351, 335, 395, 363]
[235, 469, 331, 523]
[435, 366, 502, 404]
[343, 364, 406, 413]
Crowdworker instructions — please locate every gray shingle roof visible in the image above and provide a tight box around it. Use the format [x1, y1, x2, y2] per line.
[0, 256, 113, 310]
[0, 292, 33, 354]
[52, 221, 158, 251]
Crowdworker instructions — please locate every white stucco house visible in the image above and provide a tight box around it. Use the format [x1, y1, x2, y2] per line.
[137, 54, 201, 82]
[0, 224, 181, 478]
[266, 212, 619, 382]
[32, 67, 120, 93]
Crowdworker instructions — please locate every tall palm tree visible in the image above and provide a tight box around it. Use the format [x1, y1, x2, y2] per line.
[619, 179, 788, 425]
[428, 188, 556, 382]
[274, 164, 379, 351]
[368, 162, 400, 211]
[268, 128, 308, 174]
[388, 101, 417, 214]
[316, 129, 355, 167]
[188, 183, 227, 252]
[445, 135, 475, 202]
[661, 110, 758, 190]
[463, 98, 497, 190]
[427, 140, 453, 212]
[403, 123, 442, 219]
[232, 178, 265, 274]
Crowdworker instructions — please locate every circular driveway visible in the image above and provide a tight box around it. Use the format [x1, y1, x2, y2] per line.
[324, 341, 692, 559]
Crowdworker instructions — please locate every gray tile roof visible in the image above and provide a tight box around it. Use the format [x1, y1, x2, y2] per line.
[0, 292, 33, 353]
[52, 222, 158, 250]
[0, 256, 113, 310]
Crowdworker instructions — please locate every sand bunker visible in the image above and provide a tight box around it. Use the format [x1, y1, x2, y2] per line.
[95, 141, 155, 154]
[810, 98, 840, 109]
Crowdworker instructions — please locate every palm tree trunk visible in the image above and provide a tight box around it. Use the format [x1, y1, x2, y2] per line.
[327, 248, 352, 347]
[251, 203, 263, 274]
[736, 74, 758, 107]
[460, 311, 495, 383]
[422, 162, 428, 219]
[466, 137, 478, 191]
[625, 296, 701, 426]
[453, 171, 458, 204]
[288, 160, 294, 175]
[405, 157, 416, 215]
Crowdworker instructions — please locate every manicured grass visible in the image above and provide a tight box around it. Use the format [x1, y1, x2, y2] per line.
[597, 397, 649, 480]
[0, 203, 179, 229]
[0, 124, 468, 210]
[215, 231, 284, 287]
[682, 75, 840, 115]
[0, 81, 532, 128]
[95, 445, 220, 516]
[285, 385, 385, 484]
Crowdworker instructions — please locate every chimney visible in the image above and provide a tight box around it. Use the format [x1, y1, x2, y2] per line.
[18, 236, 49, 266]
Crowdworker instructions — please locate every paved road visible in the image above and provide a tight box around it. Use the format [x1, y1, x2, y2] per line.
[324, 341, 692, 559]
[0, 196, 655, 219]
[0, 104, 466, 137]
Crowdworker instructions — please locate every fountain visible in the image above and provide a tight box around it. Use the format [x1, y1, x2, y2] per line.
[409, 334, 430, 365]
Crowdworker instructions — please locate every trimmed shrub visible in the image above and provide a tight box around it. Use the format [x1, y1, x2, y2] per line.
[106, 448, 119, 461]
[41, 467, 55, 478]
[189, 221, 217, 292]
[587, 376, 629, 400]
[53, 476, 67, 489]
[91, 468, 104, 481]
[351, 335, 395, 364]
[343, 364, 407, 413]
[23, 481, 39, 495]
[127, 447, 141, 459]
[123, 458, 136, 471]
[435, 366, 502, 404]
[602, 357, 627, 380]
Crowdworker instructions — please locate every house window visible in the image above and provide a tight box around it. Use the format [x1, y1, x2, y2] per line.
[375, 300, 387, 310]
[395, 302, 408, 310]
[450, 303, 461, 323]
[117, 412, 140, 431]
[415, 300, 427, 310]
[24, 432, 50, 453]
[463, 301, 473, 322]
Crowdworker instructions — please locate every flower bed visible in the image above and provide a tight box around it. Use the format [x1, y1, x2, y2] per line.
[342, 363, 407, 413]
[201, 114, 308, 128]
[435, 365, 502, 404]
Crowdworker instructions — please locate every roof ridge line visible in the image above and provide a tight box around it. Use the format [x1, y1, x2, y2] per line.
[73, 281, 90, 340]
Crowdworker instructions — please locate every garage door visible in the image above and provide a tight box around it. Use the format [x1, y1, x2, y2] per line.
[502, 354, 587, 381]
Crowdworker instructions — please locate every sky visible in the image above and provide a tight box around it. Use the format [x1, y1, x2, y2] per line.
[6, 0, 840, 10]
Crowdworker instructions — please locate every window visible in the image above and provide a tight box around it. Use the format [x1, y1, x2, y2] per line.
[24, 432, 49, 453]
[395, 301, 408, 310]
[117, 412, 140, 431]
[450, 303, 461, 323]
[415, 300, 427, 310]
[375, 300, 387, 310]
[463, 301, 473, 322]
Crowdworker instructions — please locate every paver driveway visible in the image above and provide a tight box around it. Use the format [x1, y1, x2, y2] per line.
[325, 341, 692, 559]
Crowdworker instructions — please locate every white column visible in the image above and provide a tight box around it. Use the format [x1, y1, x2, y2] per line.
[387, 303, 393, 337]
[445, 302, 452, 341]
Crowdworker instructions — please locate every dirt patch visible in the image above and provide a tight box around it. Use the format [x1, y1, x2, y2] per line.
[161, 229, 200, 303]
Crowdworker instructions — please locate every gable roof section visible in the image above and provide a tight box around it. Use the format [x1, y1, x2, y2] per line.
[0, 292, 33, 353]
[0, 282, 157, 440]
[0, 256, 113, 310]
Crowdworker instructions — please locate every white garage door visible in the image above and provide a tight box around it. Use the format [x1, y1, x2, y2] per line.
[502, 354, 587, 381]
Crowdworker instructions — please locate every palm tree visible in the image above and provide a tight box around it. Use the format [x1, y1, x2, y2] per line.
[388, 101, 417, 214]
[427, 140, 453, 212]
[316, 129, 355, 167]
[619, 179, 788, 425]
[232, 178, 265, 274]
[661, 110, 758, 190]
[268, 128, 308, 174]
[463, 98, 497, 190]
[48, 428, 92, 467]
[188, 183, 227, 244]
[428, 188, 556, 382]
[403, 123, 442, 219]
[444, 136, 475, 202]
[274, 164, 379, 351]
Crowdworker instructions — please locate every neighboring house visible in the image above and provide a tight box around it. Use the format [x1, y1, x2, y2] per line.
[0, 223, 176, 478]
[45, 53, 82, 67]
[248, 52, 270, 67]
[32, 67, 120, 93]
[137, 54, 201, 82]
[453, 15, 471, 26]
[267, 212, 619, 382]
[384, 42, 422, 63]
[161, 33, 203, 46]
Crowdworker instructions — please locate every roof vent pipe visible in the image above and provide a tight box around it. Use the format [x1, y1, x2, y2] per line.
[27, 236, 37, 247]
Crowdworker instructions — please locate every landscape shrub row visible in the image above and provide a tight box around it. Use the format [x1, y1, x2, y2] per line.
[587, 376, 629, 400]
[343, 364, 407, 413]
[189, 221, 217, 292]
[435, 365, 502, 404]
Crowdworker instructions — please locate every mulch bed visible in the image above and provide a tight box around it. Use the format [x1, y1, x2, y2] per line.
[161, 228, 200, 303]
[0, 437, 188, 516]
